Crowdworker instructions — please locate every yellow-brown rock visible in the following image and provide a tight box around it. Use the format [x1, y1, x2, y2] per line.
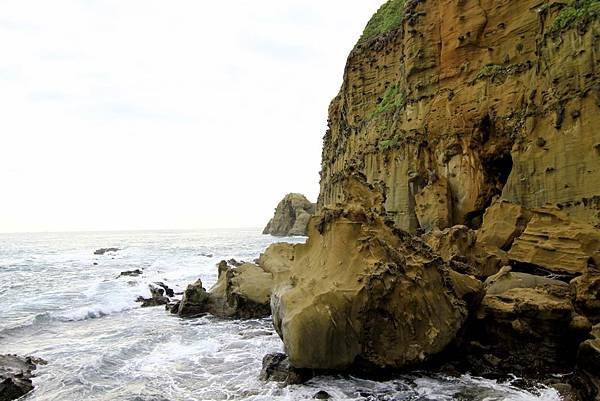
[508, 207, 600, 276]
[318, 0, 600, 232]
[477, 200, 532, 250]
[271, 175, 482, 370]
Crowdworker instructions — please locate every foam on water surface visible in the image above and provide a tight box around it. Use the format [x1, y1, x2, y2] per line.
[0, 230, 562, 401]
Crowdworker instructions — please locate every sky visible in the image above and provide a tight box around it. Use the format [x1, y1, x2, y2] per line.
[0, 0, 383, 233]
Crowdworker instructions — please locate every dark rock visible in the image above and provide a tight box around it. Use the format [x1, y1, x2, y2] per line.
[259, 353, 312, 385]
[227, 258, 244, 267]
[93, 247, 119, 255]
[117, 269, 142, 278]
[199, 253, 213, 258]
[166, 300, 181, 314]
[154, 282, 174, 297]
[177, 279, 210, 317]
[313, 390, 331, 399]
[137, 284, 169, 308]
[0, 354, 46, 401]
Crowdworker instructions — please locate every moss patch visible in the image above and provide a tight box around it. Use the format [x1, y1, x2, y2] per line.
[550, 0, 600, 34]
[374, 85, 405, 115]
[359, 0, 406, 44]
[379, 134, 401, 151]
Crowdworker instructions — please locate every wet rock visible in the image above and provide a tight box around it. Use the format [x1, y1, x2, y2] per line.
[177, 279, 210, 317]
[313, 390, 331, 399]
[0, 354, 46, 401]
[117, 269, 142, 278]
[263, 193, 315, 236]
[154, 282, 174, 297]
[93, 247, 119, 255]
[259, 353, 312, 385]
[137, 284, 170, 308]
[271, 175, 483, 370]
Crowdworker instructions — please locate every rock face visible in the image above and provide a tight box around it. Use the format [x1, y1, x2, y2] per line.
[263, 193, 315, 236]
[271, 175, 483, 370]
[0, 354, 45, 401]
[318, 0, 600, 232]
[259, 0, 600, 395]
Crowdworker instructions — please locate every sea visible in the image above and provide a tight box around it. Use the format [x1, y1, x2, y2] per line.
[0, 229, 563, 401]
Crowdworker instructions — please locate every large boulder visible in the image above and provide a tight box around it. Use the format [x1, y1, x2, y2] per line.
[0, 355, 45, 401]
[575, 324, 600, 401]
[263, 193, 315, 236]
[270, 176, 483, 370]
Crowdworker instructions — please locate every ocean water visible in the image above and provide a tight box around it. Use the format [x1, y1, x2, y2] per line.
[0, 229, 562, 401]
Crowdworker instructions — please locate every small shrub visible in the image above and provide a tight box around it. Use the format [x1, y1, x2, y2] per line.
[550, 0, 600, 34]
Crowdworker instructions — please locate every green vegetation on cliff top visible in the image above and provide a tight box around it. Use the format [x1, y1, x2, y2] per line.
[358, 0, 406, 44]
[550, 0, 600, 33]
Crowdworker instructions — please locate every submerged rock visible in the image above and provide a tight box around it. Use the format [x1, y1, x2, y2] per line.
[271, 175, 483, 370]
[117, 269, 142, 278]
[263, 193, 315, 236]
[93, 247, 119, 255]
[0, 354, 45, 401]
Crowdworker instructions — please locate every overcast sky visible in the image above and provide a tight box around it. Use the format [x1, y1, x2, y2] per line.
[0, 0, 383, 233]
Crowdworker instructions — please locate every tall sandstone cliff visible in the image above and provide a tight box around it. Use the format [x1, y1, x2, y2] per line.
[319, 0, 600, 232]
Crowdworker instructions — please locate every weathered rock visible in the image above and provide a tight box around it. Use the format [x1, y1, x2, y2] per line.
[263, 193, 315, 236]
[415, 176, 452, 232]
[257, 242, 296, 285]
[271, 175, 483, 370]
[477, 200, 532, 250]
[508, 208, 600, 276]
[470, 267, 584, 373]
[318, 0, 600, 231]
[0, 354, 45, 401]
[425, 225, 506, 278]
[258, 353, 312, 385]
[93, 247, 119, 255]
[571, 270, 600, 324]
[209, 263, 273, 319]
[177, 279, 210, 316]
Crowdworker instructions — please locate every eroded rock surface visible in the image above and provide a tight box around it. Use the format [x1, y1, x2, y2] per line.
[271, 175, 483, 370]
[0, 355, 45, 401]
[263, 193, 315, 236]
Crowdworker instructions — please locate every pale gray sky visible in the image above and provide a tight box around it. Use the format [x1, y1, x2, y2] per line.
[0, 0, 382, 233]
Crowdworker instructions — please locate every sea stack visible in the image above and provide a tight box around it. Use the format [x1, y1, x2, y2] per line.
[263, 193, 315, 236]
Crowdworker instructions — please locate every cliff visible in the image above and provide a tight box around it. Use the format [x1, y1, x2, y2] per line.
[264, 1, 600, 398]
[318, 0, 600, 232]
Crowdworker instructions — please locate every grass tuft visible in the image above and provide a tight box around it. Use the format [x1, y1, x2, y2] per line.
[550, 0, 600, 34]
[359, 0, 406, 44]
